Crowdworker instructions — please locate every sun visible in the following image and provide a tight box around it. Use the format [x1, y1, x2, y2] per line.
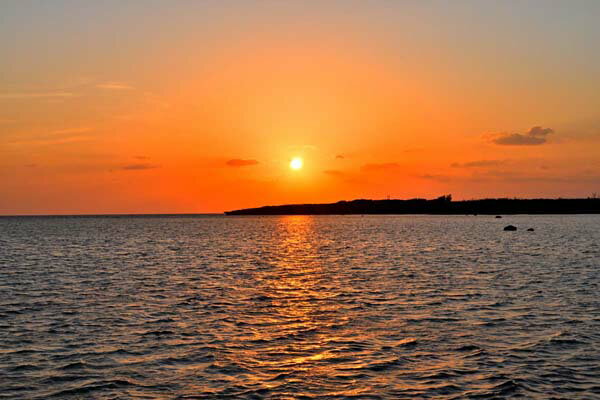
[290, 157, 303, 170]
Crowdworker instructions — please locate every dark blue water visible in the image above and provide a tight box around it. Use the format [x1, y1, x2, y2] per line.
[1, 215, 599, 399]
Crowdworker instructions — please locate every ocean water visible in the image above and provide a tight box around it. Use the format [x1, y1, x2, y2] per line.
[1, 214, 599, 399]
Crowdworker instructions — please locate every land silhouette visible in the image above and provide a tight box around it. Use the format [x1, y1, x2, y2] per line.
[225, 195, 600, 215]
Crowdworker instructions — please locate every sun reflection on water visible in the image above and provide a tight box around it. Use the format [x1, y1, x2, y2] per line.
[226, 215, 371, 392]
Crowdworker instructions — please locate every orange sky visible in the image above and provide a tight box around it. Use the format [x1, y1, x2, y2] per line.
[1, 1, 599, 214]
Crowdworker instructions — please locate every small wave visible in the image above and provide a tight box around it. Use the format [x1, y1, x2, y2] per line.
[396, 337, 418, 347]
[56, 361, 113, 371]
[45, 379, 139, 398]
[421, 371, 457, 380]
[405, 317, 461, 324]
[141, 329, 175, 336]
[365, 357, 405, 372]
[455, 344, 481, 352]
[549, 337, 583, 346]
[491, 379, 523, 396]
[205, 362, 252, 375]
[40, 374, 92, 385]
[7, 363, 42, 372]
[145, 317, 175, 324]
[333, 372, 371, 381]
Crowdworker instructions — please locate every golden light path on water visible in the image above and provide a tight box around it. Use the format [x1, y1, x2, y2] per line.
[221, 215, 460, 397]
[234, 216, 357, 392]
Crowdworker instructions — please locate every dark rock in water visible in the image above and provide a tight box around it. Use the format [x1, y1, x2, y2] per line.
[504, 225, 517, 231]
[527, 228, 535, 231]
[495, 215, 502, 218]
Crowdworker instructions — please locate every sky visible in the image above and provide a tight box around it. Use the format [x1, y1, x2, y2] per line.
[1, 0, 599, 214]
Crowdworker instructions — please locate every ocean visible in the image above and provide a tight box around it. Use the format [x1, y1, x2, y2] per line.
[1, 215, 599, 399]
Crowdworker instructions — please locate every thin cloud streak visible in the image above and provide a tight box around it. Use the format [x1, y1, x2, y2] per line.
[96, 82, 134, 90]
[451, 160, 506, 168]
[121, 163, 161, 171]
[7, 136, 90, 146]
[0, 92, 77, 99]
[6, 127, 94, 146]
[50, 127, 93, 135]
[492, 126, 554, 146]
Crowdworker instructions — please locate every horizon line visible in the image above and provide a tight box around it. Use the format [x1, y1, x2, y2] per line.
[0, 213, 224, 218]
[3, 195, 600, 217]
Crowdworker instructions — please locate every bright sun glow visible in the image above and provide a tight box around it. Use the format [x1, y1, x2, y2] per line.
[290, 157, 303, 170]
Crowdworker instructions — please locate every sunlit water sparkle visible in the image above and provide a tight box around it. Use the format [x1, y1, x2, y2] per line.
[1, 215, 599, 399]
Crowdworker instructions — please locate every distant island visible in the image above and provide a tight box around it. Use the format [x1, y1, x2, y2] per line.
[225, 195, 600, 215]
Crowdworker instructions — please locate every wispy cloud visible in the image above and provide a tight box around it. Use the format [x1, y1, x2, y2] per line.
[50, 127, 92, 135]
[6, 127, 93, 146]
[8, 136, 90, 146]
[451, 159, 506, 168]
[0, 92, 76, 99]
[226, 159, 259, 167]
[96, 82, 134, 90]
[491, 126, 554, 146]
[121, 163, 160, 170]
[335, 154, 345, 159]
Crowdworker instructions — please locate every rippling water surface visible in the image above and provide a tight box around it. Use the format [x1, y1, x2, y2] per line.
[1, 215, 599, 399]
